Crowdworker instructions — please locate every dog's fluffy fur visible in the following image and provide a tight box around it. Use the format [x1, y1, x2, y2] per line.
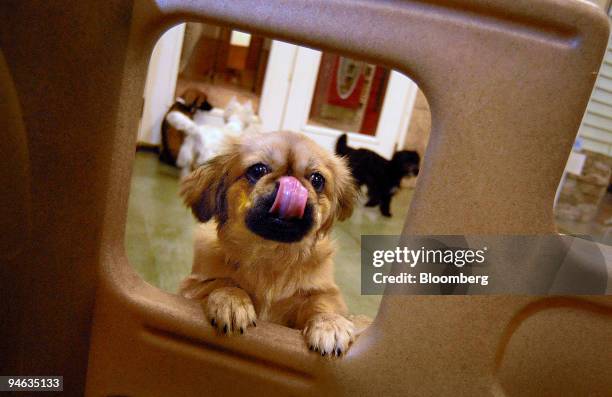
[179, 131, 358, 356]
[335, 134, 420, 217]
[159, 89, 212, 166]
[175, 98, 260, 178]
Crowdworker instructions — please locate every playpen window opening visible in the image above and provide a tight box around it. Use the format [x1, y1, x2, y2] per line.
[125, 22, 430, 342]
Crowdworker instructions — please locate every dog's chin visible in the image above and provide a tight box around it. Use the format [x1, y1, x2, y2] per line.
[245, 193, 315, 243]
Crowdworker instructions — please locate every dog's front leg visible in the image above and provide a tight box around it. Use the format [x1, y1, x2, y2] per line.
[297, 292, 355, 357]
[181, 277, 257, 335]
[206, 285, 257, 335]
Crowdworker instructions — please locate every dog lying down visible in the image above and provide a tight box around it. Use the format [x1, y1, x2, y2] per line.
[179, 131, 368, 357]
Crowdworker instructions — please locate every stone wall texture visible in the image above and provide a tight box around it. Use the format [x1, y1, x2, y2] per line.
[556, 150, 612, 222]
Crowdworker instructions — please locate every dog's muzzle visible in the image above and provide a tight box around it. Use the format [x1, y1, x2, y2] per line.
[245, 177, 314, 243]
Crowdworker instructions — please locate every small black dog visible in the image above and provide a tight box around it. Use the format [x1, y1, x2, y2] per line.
[335, 134, 420, 217]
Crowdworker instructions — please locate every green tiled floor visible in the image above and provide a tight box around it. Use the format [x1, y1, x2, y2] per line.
[126, 152, 415, 318]
[126, 153, 198, 292]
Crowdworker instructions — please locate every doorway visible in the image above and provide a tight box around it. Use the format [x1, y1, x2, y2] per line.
[178, 24, 272, 111]
[260, 43, 419, 158]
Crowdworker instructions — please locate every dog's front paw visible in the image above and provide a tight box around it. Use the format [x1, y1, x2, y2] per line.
[303, 313, 355, 357]
[206, 287, 257, 335]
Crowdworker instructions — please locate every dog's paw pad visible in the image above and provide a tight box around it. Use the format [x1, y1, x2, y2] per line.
[206, 287, 257, 335]
[303, 313, 354, 357]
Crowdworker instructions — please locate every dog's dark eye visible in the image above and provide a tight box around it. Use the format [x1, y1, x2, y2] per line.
[246, 163, 270, 183]
[310, 172, 325, 192]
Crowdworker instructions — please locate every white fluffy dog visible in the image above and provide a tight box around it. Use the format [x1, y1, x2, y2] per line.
[167, 97, 260, 178]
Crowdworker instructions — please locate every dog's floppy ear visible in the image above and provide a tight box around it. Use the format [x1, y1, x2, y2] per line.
[180, 152, 234, 223]
[333, 155, 358, 221]
[319, 155, 357, 235]
[318, 155, 357, 236]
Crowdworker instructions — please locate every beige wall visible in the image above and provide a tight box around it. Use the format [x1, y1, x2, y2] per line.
[139, 24, 185, 144]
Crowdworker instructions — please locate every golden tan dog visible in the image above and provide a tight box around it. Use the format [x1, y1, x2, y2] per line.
[179, 131, 357, 356]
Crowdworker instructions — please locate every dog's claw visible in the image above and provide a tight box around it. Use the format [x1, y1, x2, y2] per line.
[336, 348, 342, 356]
[223, 324, 228, 334]
[252, 321, 257, 327]
[210, 318, 216, 327]
[240, 327, 244, 334]
[321, 351, 326, 356]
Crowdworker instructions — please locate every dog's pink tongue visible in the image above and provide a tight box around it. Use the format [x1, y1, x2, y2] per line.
[269, 176, 308, 219]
